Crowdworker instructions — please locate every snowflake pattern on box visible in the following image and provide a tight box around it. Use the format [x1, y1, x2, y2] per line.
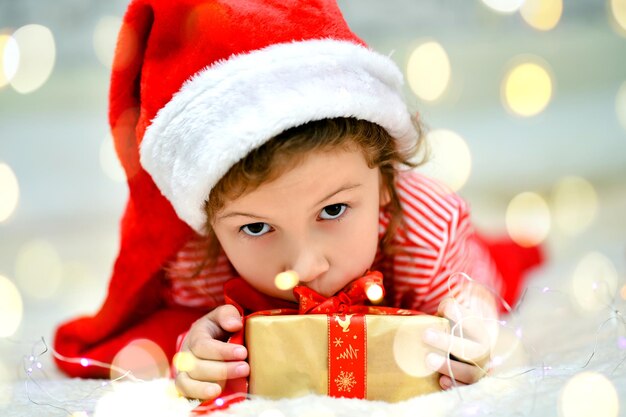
[334, 370, 357, 392]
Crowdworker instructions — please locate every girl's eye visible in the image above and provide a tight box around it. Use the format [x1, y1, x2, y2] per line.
[319, 203, 347, 220]
[240, 222, 271, 236]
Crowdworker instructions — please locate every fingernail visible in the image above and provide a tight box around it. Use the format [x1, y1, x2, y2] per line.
[235, 363, 249, 377]
[226, 318, 241, 327]
[426, 353, 446, 371]
[205, 385, 221, 398]
[233, 346, 247, 359]
[423, 329, 438, 344]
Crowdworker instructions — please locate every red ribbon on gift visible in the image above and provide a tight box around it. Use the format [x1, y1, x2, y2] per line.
[194, 271, 421, 414]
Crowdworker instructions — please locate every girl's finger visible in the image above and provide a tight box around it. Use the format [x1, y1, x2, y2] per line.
[175, 371, 223, 400]
[186, 358, 250, 382]
[439, 374, 467, 390]
[188, 335, 248, 361]
[213, 304, 244, 332]
[423, 329, 489, 366]
[425, 352, 486, 385]
[438, 298, 490, 344]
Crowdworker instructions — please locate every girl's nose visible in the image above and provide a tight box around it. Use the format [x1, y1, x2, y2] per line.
[290, 247, 330, 284]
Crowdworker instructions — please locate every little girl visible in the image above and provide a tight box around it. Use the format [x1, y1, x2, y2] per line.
[54, 0, 542, 401]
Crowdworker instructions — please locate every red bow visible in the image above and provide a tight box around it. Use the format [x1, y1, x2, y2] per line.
[224, 271, 385, 316]
[294, 271, 384, 314]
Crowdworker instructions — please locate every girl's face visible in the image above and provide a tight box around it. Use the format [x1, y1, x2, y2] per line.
[211, 146, 388, 301]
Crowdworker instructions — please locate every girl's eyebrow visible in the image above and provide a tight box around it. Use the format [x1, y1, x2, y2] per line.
[217, 183, 362, 222]
[314, 183, 362, 207]
[217, 211, 270, 222]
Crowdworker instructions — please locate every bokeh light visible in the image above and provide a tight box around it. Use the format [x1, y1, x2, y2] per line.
[571, 252, 618, 312]
[502, 58, 553, 117]
[505, 192, 551, 247]
[616, 81, 626, 131]
[0, 274, 23, 337]
[406, 40, 451, 102]
[0, 359, 13, 406]
[0, 162, 20, 222]
[392, 322, 436, 378]
[0, 34, 19, 88]
[481, 0, 525, 13]
[520, 0, 563, 31]
[14, 239, 63, 299]
[111, 339, 169, 380]
[366, 283, 384, 303]
[418, 129, 472, 192]
[100, 135, 126, 182]
[551, 176, 598, 236]
[488, 326, 529, 374]
[609, 0, 626, 35]
[172, 351, 196, 373]
[93, 16, 122, 68]
[559, 371, 619, 417]
[274, 270, 299, 291]
[10, 24, 56, 94]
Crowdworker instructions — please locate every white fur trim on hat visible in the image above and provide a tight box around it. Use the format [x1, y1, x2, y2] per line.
[140, 39, 417, 234]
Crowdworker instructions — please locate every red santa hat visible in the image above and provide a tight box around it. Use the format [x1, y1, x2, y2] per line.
[54, 0, 417, 377]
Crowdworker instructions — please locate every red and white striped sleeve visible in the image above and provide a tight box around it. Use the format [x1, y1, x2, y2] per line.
[163, 234, 237, 309]
[391, 171, 501, 314]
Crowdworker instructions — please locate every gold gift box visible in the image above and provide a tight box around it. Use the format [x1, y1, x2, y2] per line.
[246, 314, 449, 402]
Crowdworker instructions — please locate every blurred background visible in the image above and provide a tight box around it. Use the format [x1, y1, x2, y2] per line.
[1, 0, 625, 390]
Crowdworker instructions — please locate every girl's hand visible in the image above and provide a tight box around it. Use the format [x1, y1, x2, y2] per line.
[423, 295, 496, 390]
[174, 304, 250, 400]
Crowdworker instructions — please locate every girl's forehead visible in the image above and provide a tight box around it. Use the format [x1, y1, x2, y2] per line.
[219, 147, 376, 211]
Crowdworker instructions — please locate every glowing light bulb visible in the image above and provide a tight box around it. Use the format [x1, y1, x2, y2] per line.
[551, 176, 598, 236]
[366, 283, 384, 303]
[520, 0, 563, 31]
[100, 135, 126, 182]
[10, 24, 56, 94]
[0, 162, 20, 222]
[505, 191, 551, 247]
[274, 271, 299, 291]
[418, 129, 472, 192]
[406, 40, 451, 102]
[481, 0, 524, 13]
[0, 35, 19, 87]
[173, 351, 196, 373]
[93, 16, 122, 68]
[15, 239, 63, 299]
[0, 274, 23, 337]
[111, 338, 169, 380]
[559, 372, 619, 417]
[502, 58, 553, 117]
[80, 358, 90, 367]
[609, 0, 626, 36]
[571, 252, 618, 312]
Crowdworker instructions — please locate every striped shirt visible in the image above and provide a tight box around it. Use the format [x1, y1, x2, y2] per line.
[163, 171, 501, 315]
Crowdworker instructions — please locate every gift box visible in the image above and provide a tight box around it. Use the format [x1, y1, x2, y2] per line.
[245, 313, 450, 402]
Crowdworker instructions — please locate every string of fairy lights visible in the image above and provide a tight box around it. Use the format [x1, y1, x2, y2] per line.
[1, 267, 624, 416]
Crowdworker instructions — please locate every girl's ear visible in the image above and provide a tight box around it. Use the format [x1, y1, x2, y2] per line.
[379, 173, 391, 207]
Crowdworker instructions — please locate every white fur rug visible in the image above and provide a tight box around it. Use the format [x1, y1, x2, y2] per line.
[3, 254, 626, 417]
